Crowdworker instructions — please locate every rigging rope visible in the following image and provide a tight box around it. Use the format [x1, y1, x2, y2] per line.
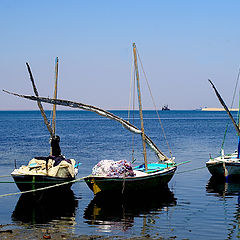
[136, 48, 173, 159]
[128, 53, 136, 162]
[128, 54, 134, 121]
[221, 66, 240, 153]
[131, 71, 136, 162]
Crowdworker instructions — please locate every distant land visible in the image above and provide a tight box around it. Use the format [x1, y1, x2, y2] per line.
[201, 107, 238, 111]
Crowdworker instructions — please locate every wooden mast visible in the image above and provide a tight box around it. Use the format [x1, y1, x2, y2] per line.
[52, 57, 58, 137]
[50, 57, 59, 156]
[133, 43, 148, 171]
[3, 89, 169, 160]
[26, 63, 54, 138]
[209, 79, 240, 136]
[238, 92, 240, 158]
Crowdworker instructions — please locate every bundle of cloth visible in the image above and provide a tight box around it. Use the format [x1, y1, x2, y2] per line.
[15, 156, 75, 178]
[92, 159, 135, 178]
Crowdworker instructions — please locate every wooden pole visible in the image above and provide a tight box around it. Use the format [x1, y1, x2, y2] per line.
[26, 63, 54, 138]
[52, 57, 58, 137]
[3, 89, 168, 160]
[237, 70, 240, 158]
[133, 43, 148, 171]
[209, 79, 240, 136]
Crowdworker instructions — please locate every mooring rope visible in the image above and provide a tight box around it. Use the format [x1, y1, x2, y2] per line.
[0, 177, 85, 198]
[0, 175, 11, 178]
[176, 166, 206, 174]
[0, 165, 207, 198]
[0, 181, 15, 183]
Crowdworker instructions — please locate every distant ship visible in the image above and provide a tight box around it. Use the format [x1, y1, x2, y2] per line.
[162, 105, 170, 111]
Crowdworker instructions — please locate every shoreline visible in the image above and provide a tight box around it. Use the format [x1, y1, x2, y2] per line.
[0, 224, 169, 240]
[201, 107, 238, 111]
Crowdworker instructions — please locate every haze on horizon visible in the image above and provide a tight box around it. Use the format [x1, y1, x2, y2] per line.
[1, 0, 240, 111]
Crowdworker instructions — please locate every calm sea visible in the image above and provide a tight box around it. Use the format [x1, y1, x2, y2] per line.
[0, 110, 240, 239]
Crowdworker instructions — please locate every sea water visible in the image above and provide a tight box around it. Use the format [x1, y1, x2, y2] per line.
[0, 110, 239, 239]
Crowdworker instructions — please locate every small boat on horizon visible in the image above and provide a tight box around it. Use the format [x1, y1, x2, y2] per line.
[162, 104, 170, 111]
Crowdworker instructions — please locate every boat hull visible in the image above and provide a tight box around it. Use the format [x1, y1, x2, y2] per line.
[206, 157, 240, 180]
[11, 174, 74, 192]
[84, 167, 176, 195]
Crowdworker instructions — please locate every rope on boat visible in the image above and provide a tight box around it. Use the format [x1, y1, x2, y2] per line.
[136, 48, 173, 159]
[0, 175, 11, 178]
[0, 177, 85, 198]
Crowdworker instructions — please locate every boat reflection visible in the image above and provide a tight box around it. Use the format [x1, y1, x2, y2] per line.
[206, 177, 240, 238]
[84, 187, 176, 232]
[206, 176, 240, 199]
[12, 189, 78, 225]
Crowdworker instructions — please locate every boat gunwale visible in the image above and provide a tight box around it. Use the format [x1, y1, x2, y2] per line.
[206, 161, 240, 166]
[84, 166, 177, 182]
[11, 173, 75, 180]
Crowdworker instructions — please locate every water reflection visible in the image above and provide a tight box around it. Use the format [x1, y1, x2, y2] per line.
[206, 177, 240, 199]
[12, 189, 78, 225]
[84, 187, 176, 233]
[206, 177, 240, 239]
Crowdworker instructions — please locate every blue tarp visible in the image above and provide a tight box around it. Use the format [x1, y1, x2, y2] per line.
[134, 163, 169, 172]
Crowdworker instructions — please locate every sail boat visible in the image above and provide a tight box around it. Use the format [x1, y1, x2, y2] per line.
[4, 44, 177, 195]
[83, 43, 177, 195]
[10, 58, 77, 192]
[206, 79, 240, 180]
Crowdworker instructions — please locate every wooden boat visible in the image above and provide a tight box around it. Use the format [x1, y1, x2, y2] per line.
[10, 58, 77, 192]
[206, 151, 240, 179]
[84, 164, 176, 195]
[206, 79, 240, 180]
[84, 43, 176, 194]
[4, 44, 177, 195]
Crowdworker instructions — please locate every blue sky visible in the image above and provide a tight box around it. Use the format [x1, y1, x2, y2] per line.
[1, 0, 240, 110]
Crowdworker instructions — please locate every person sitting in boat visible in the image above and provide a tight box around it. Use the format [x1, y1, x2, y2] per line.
[51, 135, 61, 157]
[49, 135, 72, 167]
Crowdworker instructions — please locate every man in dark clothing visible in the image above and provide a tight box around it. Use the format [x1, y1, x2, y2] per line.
[49, 135, 72, 167]
[50, 135, 61, 157]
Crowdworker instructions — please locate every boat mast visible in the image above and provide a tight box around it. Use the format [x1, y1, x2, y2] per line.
[4, 89, 169, 160]
[133, 43, 148, 171]
[209, 79, 240, 136]
[50, 57, 59, 156]
[238, 92, 240, 158]
[26, 63, 54, 138]
[52, 57, 58, 137]
[209, 79, 240, 158]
